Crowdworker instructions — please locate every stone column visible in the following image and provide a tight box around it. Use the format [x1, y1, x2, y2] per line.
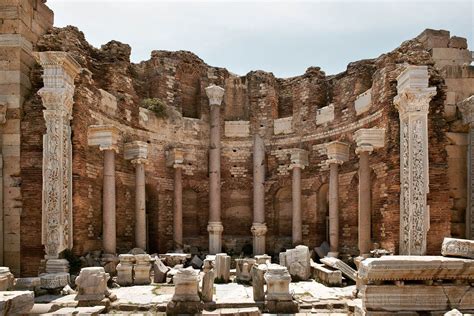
[88, 125, 120, 255]
[34, 52, 81, 263]
[394, 65, 436, 255]
[288, 149, 309, 246]
[206, 85, 225, 254]
[458, 95, 474, 239]
[353, 129, 385, 256]
[325, 141, 349, 257]
[252, 133, 267, 255]
[124, 141, 148, 250]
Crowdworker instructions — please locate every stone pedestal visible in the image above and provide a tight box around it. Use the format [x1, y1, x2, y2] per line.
[252, 134, 267, 254]
[0, 267, 14, 291]
[235, 258, 256, 283]
[45, 259, 70, 274]
[168, 267, 202, 314]
[134, 254, 151, 285]
[215, 253, 230, 283]
[75, 267, 110, 301]
[394, 65, 436, 255]
[325, 141, 349, 257]
[201, 259, 214, 303]
[116, 254, 134, 286]
[288, 149, 309, 246]
[88, 125, 120, 255]
[354, 128, 385, 256]
[251, 223, 267, 256]
[124, 141, 148, 250]
[34, 52, 81, 260]
[206, 85, 225, 254]
[251, 264, 267, 302]
[264, 264, 298, 313]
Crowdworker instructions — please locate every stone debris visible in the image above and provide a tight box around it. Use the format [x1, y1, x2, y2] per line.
[75, 267, 115, 302]
[40, 272, 70, 290]
[251, 263, 267, 302]
[0, 291, 35, 315]
[128, 247, 146, 255]
[235, 258, 256, 283]
[191, 255, 204, 269]
[0, 267, 14, 291]
[321, 257, 357, 282]
[153, 257, 170, 283]
[13, 277, 41, 291]
[279, 245, 311, 281]
[202, 258, 215, 302]
[311, 261, 343, 287]
[441, 237, 474, 259]
[215, 253, 231, 283]
[254, 254, 271, 265]
[159, 253, 191, 267]
[314, 241, 330, 259]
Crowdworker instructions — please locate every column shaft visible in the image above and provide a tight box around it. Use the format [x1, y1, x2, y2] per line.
[253, 134, 265, 223]
[209, 104, 221, 222]
[358, 151, 371, 255]
[135, 163, 146, 250]
[174, 166, 183, 250]
[329, 162, 339, 255]
[292, 166, 302, 245]
[103, 149, 116, 254]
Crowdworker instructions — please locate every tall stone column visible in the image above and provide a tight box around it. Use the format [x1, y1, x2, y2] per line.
[166, 147, 185, 251]
[458, 95, 474, 239]
[124, 141, 148, 250]
[88, 125, 120, 255]
[394, 65, 436, 255]
[251, 134, 267, 254]
[35, 52, 81, 264]
[353, 128, 385, 256]
[205, 85, 225, 254]
[325, 141, 349, 257]
[288, 149, 309, 246]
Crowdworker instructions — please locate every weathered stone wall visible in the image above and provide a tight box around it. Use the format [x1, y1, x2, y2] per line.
[15, 19, 472, 275]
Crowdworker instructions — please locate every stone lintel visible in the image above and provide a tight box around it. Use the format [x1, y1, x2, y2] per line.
[34, 51, 81, 83]
[166, 147, 185, 168]
[205, 85, 225, 106]
[354, 128, 385, 153]
[396, 65, 430, 92]
[458, 95, 474, 125]
[325, 141, 349, 164]
[124, 141, 148, 162]
[289, 149, 308, 170]
[87, 125, 120, 152]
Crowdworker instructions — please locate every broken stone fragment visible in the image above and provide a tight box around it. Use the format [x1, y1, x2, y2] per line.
[441, 238, 474, 259]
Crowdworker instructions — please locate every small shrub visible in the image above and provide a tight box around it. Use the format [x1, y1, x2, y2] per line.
[140, 98, 168, 118]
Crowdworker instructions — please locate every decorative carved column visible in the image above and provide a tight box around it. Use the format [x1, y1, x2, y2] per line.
[252, 133, 267, 254]
[34, 52, 81, 262]
[124, 141, 148, 250]
[205, 85, 225, 254]
[394, 65, 436, 255]
[288, 149, 309, 245]
[325, 141, 349, 257]
[166, 147, 185, 251]
[353, 128, 385, 255]
[88, 125, 120, 255]
[458, 95, 474, 239]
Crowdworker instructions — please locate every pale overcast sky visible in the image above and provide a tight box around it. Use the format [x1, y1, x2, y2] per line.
[47, 0, 473, 78]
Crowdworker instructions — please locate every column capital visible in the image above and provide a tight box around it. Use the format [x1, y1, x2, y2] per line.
[251, 223, 268, 237]
[354, 128, 385, 154]
[124, 140, 148, 161]
[205, 85, 225, 106]
[207, 221, 224, 233]
[166, 147, 185, 168]
[458, 95, 474, 126]
[288, 149, 309, 170]
[88, 125, 120, 153]
[34, 51, 81, 81]
[325, 141, 349, 165]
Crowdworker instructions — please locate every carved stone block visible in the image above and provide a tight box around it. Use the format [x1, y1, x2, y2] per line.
[75, 267, 110, 301]
[441, 238, 474, 259]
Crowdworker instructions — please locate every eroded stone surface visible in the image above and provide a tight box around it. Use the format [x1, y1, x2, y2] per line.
[75, 267, 110, 301]
[441, 238, 474, 259]
[279, 245, 311, 281]
[0, 291, 34, 315]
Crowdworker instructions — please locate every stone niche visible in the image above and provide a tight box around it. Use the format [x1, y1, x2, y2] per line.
[316, 104, 334, 125]
[273, 117, 293, 135]
[354, 88, 372, 115]
[224, 120, 250, 138]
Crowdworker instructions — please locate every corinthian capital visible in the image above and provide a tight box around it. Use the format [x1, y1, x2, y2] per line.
[325, 141, 349, 165]
[205, 85, 225, 106]
[87, 125, 120, 153]
[354, 128, 385, 154]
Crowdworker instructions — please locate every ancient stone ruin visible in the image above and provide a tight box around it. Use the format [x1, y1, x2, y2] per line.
[0, 0, 473, 314]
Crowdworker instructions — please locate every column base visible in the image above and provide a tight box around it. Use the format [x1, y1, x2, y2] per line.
[45, 259, 70, 274]
[251, 223, 267, 255]
[207, 222, 224, 255]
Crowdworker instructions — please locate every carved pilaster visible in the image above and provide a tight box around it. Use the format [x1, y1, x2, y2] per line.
[35, 52, 81, 259]
[394, 65, 436, 255]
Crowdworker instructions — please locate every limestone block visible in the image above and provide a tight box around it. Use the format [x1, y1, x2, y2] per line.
[116, 254, 134, 286]
[215, 253, 231, 283]
[0, 267, 14, 291]
[201, 260, 214, 303]
[311, 263, 342, 287]
[134, 254, 151, 285]
[316, 104, 334, 125]
[362, 284, 474, 312]
[449, 36, 468, 49]
[321, 257, 357, 282]
[13, 277, 40, 291]
[235, 258, 256, 283]
[441, 238, 474, 259]
[99, 89, 117, 115]
[224, 120, 250, 137]
[172, 267, 200, 302]
[355, 88, 372, 115]
[251, 264, 267, 302]
[0, 291, 34, 315]
[279, 245, 311, 281]
[153, 258, 169, 283]
[87, 125, 120, 151]
[254, 254, 271, 265]
[74, 267, 109, 301]
[264, 264, 292, 301]
[273, 117, 293, 135]
[358, 256, 474, 281]
[40, 272, 70, 289]
[124, 141, 148, 161]
[314, 241, 330, 258]
[159, 253, 190, 267]
[432, 48, 472, 67]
